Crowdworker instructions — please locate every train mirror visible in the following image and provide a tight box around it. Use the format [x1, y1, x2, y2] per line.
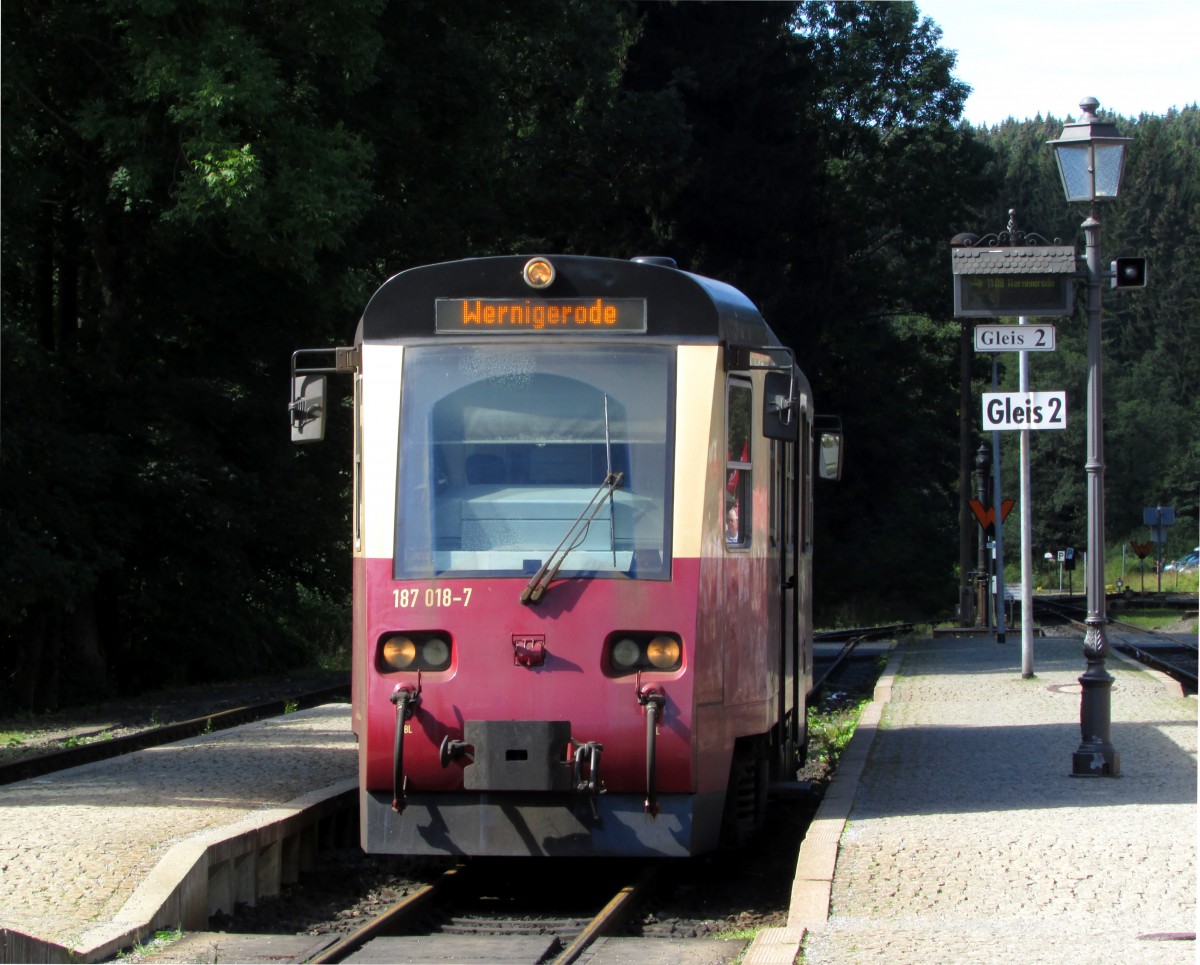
[290, 374, 327, 444]
[762, 371, 799, 441]
[817, 430, 843, 480]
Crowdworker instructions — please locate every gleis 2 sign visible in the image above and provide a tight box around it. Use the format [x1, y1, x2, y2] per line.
[982, 391, 1068, 431]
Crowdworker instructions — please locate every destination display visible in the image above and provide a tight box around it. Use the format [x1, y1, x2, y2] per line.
[435, 297, 647, 334]
[974, 324, 1057, 352]
[954, 274, 1073, 317]
[982, 391, 1068, 431]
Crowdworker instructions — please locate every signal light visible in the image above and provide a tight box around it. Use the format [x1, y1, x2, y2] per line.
[1110, 256, 1147, 289]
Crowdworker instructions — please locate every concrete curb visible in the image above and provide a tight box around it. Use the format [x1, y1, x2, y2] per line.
[743, 643, 904, 964]
[1, 778, 357, 964]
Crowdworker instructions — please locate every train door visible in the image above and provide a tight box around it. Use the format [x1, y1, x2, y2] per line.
[770, 430, 801, 779]
[762, 367, 806, 780]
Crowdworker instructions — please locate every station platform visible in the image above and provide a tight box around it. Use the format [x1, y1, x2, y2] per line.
[0, 705, 356, 964]
[746, 634, 1197, 965]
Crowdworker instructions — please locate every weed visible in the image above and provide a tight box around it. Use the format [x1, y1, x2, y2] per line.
[118, 927, 183, 959]
[715, 925, 760, 941]
[284, 700, 299, 714]
[806, 698, 867, 770]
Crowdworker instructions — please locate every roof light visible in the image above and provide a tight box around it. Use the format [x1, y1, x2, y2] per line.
[523, 257, 555, 289]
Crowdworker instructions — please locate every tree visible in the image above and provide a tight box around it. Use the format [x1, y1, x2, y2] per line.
[1, 0, 678, 708]
[971, 106, 1200, 569]
[3, 0, 382, 706]
[620, 1, 991, 617]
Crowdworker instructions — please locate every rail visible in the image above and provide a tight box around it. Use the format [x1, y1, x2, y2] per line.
[308, 866, 464, 964]
[1032, 597, 1197, 694]
[809, 623, 912, 700]
[306, 863, 658, 965]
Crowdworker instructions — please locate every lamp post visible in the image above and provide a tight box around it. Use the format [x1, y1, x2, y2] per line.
[1048, 96, 1129, 778]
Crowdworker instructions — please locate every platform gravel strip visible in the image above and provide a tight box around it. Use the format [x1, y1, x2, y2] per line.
[800, 636, 1197, 965]
[745, 645, 905, 963]
[0, 704, 355, 962]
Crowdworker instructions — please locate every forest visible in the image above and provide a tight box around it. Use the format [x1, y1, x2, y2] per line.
[3, 1, 1197, 710]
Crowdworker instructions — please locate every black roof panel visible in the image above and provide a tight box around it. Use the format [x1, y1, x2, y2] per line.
[360, 255, 780, 347]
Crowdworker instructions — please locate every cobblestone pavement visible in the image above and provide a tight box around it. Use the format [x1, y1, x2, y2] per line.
[0, 705, 355, 952]
[800, 635, 1197, 965]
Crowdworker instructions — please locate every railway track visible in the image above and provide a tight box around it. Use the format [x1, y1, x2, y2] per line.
[0, 683, 350, 786]
[110, 646, 889, 964]
[809, 622, 911, 699]
[306, 861, 659, 964]
[1033, 597, 1197, 694]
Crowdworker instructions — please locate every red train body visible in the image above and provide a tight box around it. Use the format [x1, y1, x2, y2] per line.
[291, 255, 840, 857]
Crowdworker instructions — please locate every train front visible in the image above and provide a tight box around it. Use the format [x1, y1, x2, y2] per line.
[349, 256, 749, 857]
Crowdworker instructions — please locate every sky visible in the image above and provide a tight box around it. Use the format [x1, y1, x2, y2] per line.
[913, 0, 1200, 127]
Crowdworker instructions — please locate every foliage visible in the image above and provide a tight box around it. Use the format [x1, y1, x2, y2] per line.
[4, 1, 1192, 709]
[806, 697, 866, 769]
[971, 106, 1200, 569]
[0, 0, 669, 708]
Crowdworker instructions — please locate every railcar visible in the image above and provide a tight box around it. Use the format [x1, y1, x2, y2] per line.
[290, 254, 841, 857]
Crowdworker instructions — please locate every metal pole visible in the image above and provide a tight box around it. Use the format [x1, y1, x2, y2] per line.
[975, 445, 990, 628]
[1156, 504, 1164, 593]
[1072, 209, 1119, 777]
[959, 320, 975, 626]
[990, 355, 1007, 644]
[1018, 316, 1034, 676]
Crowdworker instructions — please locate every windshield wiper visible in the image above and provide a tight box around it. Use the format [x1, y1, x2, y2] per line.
[520, 471, 624, 605]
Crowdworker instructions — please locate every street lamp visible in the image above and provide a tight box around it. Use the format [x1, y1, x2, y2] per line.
[1048, 97, 1130, 778]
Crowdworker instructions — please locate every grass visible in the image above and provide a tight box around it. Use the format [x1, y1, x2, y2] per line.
[715, 925, 761, 941]
[116, 927, 183, 960]
[1110, 607, 1194, 631]
[806, 697, 868, 772]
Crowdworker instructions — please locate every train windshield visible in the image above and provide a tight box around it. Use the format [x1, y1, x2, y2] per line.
[394, 344, 674, 581]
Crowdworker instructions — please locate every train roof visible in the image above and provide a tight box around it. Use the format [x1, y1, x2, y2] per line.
[359, 255, 783, 349]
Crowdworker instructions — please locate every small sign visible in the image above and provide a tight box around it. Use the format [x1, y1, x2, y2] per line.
[974, 324, 1056, 352]
[951, 245, 1077, 318]
[982, 391, 1067, 431]
[435, 297, 647, 334]
[955, 274, 1074, 317]
[969, 498, 1015, 535]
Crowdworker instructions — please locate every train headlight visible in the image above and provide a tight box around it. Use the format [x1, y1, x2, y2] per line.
[646, 635, 681, 670]
[381, 635, 417, 670]
[422, 637, 450, 668]
[378, 632, 453, 673]
[612, 638, 641, 670]
[605, 632, 683, 675]
[523, 257, 555, 289]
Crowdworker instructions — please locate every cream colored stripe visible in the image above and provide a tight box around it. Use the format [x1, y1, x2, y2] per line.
[361, 344, 403, 559]
[673, 345, 718, 558]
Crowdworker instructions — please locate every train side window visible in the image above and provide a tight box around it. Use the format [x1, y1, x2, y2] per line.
[726, 378, 752, 547]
